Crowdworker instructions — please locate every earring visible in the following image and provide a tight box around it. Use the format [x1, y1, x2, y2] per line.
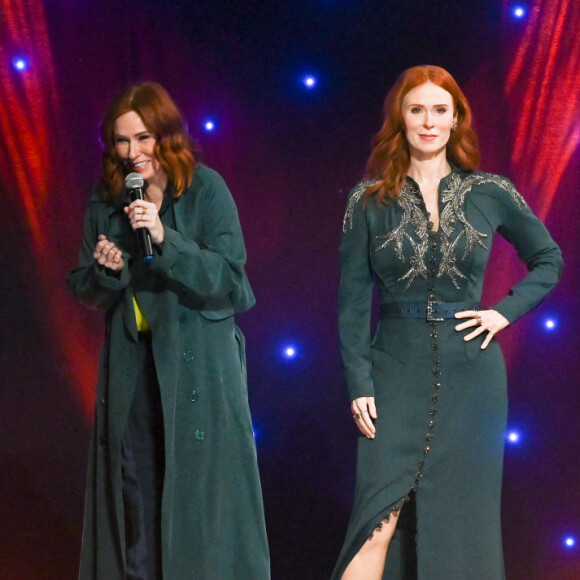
[451, 123, 458, 132]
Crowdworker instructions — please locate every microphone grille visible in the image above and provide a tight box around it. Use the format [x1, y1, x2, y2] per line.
[125, 172, 144, 189]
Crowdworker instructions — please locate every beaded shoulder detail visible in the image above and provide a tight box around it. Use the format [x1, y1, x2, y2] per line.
[342, 180, 380, 234]
[374, 171, 527, 290]
[464, 171, 530, 211]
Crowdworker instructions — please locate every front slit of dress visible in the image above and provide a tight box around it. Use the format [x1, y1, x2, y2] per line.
[121, 334, 165, 580]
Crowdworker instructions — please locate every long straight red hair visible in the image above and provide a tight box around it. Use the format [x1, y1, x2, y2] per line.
[365, 65, 480, 203]
[99, 82, 197, 202]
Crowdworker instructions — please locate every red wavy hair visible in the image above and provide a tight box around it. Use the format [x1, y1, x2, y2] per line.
[365, 65, 480, 203]
[99, 82, 197, 202]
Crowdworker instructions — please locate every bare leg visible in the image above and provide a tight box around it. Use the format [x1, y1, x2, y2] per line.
[341, 511, 400, 580]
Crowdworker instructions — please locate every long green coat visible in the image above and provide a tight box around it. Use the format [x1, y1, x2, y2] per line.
[68, 164, 270, 579]
[333, 169, 563, 579]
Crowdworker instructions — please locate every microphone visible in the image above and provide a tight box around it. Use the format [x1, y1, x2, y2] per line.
[125, 173, 154, 263]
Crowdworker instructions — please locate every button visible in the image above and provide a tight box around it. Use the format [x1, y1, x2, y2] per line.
[194, 429, 205, 441]
[98, 436, 107, 446]
[183, 351, 194, 362]
[190, 390, 199, 402]
[100, 398, 105, 406]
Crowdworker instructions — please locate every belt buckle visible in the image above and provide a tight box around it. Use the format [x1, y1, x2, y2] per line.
[426, 297, 444, 322]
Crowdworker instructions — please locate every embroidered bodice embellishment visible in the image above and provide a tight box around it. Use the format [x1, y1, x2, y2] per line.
[373, 171, 527, 290]
[342, 171, 529, 291]
[342, 179, 380, 233]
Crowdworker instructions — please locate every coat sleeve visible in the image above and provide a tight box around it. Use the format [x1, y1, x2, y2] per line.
[66, 200, 132, 310]
[338, 184, 375, 401]
[148, 168, 255, 315]
[489, 179, 564, 323]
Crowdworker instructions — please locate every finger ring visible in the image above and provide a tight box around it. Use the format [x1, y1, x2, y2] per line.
[353, 413, 362, 419]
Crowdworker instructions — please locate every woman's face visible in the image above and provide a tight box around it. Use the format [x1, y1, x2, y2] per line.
[401, 81, 457, 161]
[113, 111, 164, 183]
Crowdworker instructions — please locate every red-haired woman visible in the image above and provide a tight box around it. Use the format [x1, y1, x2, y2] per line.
[333, 66, 563, 579]
[68, 83, 270, 579]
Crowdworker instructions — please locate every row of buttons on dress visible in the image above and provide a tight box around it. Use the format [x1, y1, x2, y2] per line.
[366, 221, 442, 539]
[412, 223, 441, 492]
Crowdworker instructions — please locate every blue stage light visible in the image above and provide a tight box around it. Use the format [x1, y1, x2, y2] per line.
[12, 57, 28, 71]
[203, 119, 216, 132]
[564, 536, 576, 548]
[283, 345, 297, 359]
[302, 75, 317, 89]
[544, 318, 557, 330]
[512, 5, 526, 18]
[506, 430, 520, 444]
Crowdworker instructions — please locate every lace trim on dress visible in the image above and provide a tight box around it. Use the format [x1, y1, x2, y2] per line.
[366, 495, 410, 540]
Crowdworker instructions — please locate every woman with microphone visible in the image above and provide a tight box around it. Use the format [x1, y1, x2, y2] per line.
[68, 82, 269, 580]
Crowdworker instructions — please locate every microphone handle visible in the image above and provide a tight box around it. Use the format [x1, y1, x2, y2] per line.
[131, 187, 154, 263]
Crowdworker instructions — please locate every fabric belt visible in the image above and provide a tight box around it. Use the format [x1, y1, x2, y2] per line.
[380, 300, 481, 322]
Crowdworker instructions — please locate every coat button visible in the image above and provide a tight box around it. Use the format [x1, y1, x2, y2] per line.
[98, 436, 107, 446]
[194, 429, 205, 441]
[190, 390, 199, 402]
[183, 351, 194, 362]
[100, 397, 106, 406]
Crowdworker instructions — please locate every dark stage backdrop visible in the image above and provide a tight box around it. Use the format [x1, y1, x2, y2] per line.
[1, 1, 579, 578]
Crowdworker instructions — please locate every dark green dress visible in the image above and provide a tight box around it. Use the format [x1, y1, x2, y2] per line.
[68, 164, 270, 579]
[333, 169, 563, 579]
